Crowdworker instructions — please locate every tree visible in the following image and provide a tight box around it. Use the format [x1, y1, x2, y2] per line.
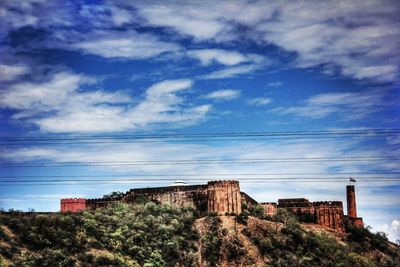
[102, 191, 125, 199]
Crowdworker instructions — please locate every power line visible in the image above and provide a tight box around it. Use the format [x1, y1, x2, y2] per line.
[1, 172, 399, 178]
[2, 129, 399, 140]
[0, 129, 399, 145]
[1, 179, 399, 186]
[1, 177, 399, 183]
[0, 156, 398, 167]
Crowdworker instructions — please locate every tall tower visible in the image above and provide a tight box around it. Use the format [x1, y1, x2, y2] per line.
[207, 180, 242, 215]
[346, 185, 357, 218]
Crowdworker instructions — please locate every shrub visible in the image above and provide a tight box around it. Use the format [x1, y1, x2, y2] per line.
[236, 211, 249, 225]
[202, 216, 222, 266]
[249, 205, 265, 218]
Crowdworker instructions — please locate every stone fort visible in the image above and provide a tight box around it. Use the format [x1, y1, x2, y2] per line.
[61, 180, 363, 232]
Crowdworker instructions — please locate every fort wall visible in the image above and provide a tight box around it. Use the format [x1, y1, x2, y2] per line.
[60, 198, 87, 213]
[207, 180, 241, 215]
[59, 180, 362, 233]
[313, 201, 344, 232]
[241, 191, 258, 207]
[122, 184, 208, 212]
[260, 202, 277, 216]
[277, 199, 345, 232]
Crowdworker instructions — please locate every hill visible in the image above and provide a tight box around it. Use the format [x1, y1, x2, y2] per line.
[1, 202, 399, 266]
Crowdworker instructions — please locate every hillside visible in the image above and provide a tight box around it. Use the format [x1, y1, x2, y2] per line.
[0, 202, 399, 267]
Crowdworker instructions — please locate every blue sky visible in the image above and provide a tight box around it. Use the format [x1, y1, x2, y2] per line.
[0, 0, 399, 241]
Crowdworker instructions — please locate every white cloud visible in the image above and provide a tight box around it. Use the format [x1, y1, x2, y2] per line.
[138, 3, 229, 41]
[71, 30, 181, 59]
[377, 219, 400, 243]
[274, 90, 388, 119]
[187, 49, 263, 66]
[0, 72, 211, 132]
[0, 72, 90, 112]
[201, 64, 262, 79]
[0, 64, 29, 81]
[252, 1, 400, 82]
[267, 82, 283, 88]
[1, 1, 399, 82]
[247, 97, 271, 106]
[133, 1, 400, 82]
[204, 89, 241, 101]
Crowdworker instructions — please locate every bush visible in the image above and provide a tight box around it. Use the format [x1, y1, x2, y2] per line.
[0, 203, 199, 267]
[236, 211, 249, 225]
[202, 216, 222, 266]
[249, 205, 265, 218]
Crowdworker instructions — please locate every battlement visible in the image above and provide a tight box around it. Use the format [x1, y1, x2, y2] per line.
[313, 201, 343, 207]
[207, 180, 239, 185]
[278, 198, 312, 207]
[60, 198, 86, 202]
[128, 184, 207, 194]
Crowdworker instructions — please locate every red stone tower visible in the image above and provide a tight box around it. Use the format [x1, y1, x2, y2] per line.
[346, 185, 363, 227]
[207, 180, 242, 215]
[346, 185, 357, 218]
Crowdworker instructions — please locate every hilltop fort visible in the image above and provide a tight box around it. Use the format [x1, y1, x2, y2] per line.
[61, 180, 363, 232]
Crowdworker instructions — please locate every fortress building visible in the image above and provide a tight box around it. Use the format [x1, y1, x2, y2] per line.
[61, 180, 363, 232]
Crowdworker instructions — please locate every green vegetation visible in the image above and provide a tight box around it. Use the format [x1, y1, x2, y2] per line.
[102, 191, 125, 200]
[0, 205, 399, 266]
[201, 216, 222, 267]
[0, 202, 198, 266]
[243, 209, 399, 267]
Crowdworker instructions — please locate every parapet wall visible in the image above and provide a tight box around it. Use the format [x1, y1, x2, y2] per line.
[60, 198, 87, 213]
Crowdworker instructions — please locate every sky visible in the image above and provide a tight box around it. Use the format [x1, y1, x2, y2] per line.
[0, 0, 399, 241]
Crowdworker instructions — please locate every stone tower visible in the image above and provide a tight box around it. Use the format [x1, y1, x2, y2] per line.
[207, 180, 242, 215]
[346, 185, 357, 218]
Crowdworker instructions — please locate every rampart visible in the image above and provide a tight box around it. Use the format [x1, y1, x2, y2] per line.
[123, 184, 209, 213]
[60, 180, 363, 233]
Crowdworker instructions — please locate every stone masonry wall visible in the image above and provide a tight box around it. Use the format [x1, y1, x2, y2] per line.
[260, 202, 277, 216]
[314, 201, 345, 232]
[207, 180, 241, 215]
[122, 184, 209, 212]
[346, 185, 357, 218]
[278, 198, 345, 232]
[60, 198, 87, 213]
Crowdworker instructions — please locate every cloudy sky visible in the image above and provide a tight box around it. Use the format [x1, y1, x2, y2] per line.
[0, 0, 399, 241]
